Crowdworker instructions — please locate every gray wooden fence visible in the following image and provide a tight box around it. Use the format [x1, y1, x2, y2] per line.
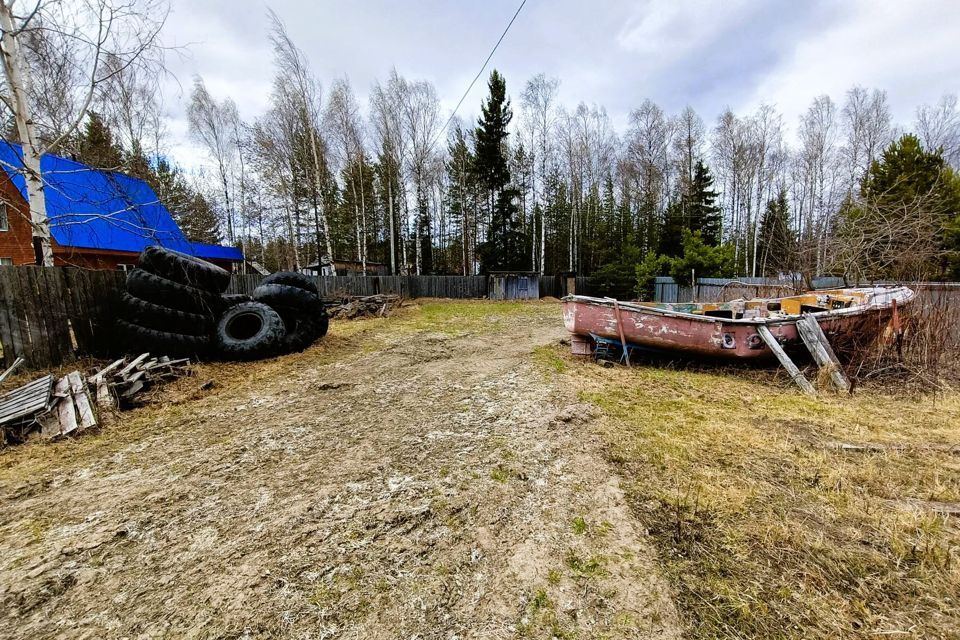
[225, 274, 490, 298]
[3, 265, 957, 370]
[0, 268, 516, 369]
[0, 267, 125, 370]
[652, 275, 960, 304]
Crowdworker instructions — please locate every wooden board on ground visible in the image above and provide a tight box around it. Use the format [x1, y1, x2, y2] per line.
[797, 314, 851, 393]
[68, 371, 97, 430]
[0, 375, 54, 426]
[757, 325, 816, 395]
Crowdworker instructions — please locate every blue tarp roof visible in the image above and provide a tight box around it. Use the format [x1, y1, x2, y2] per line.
[0, 141, 243, 262]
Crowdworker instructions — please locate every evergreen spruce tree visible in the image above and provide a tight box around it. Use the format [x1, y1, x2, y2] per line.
[473, 70, 512, 203]
[847, 134, 960, 278]
[658, 200, 685, 258]
[474, 70, 530, 272]
[478, 186, 528, 271]
[756, 190, 794, 276]
[77, 112, 123, 169]
[687, 160, 721, 245]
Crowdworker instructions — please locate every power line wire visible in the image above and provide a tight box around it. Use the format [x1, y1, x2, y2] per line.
[430, 0, 527, 150]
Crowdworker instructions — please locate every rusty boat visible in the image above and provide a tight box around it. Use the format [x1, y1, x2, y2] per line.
[562, 287, 915, 361]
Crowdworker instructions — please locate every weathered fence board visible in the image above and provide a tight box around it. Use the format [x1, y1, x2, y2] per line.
[228, 274, 490, 299]
[0, 267, 125, 369]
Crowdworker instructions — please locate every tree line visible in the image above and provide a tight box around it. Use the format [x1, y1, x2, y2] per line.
[2, 2, 958, 285]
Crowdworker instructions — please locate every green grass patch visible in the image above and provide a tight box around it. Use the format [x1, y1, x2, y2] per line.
[571, 516, 588, 535]
[533, 344, 568, 373]
[564, 549, 609, 579]
[490, 466, 509, 483]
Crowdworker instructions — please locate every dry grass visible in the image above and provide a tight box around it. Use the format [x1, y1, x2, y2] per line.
[549, 347, 960, 639]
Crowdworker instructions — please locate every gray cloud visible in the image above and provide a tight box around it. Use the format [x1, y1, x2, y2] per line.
[161, 0, 960, 167]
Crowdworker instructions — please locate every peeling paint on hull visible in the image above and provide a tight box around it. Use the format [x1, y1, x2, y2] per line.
[561, 287, 915, 361]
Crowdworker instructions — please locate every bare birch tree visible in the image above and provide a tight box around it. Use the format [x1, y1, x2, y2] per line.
[915, 94, 960, 168]
[400, 79, 439, 274]
[188, 76, 240, 244]
[841, 86, 892, 190]
[267, 8, 335, 273]
[520, 73, 559, 273]
[370, 69, 408, 274]
[0, 0, 167, 265]
[325, 76, 368, 273]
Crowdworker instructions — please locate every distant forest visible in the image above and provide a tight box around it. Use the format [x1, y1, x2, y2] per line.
[6, 7, 959, 290]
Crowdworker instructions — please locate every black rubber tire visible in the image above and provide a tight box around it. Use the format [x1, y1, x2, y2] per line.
[252, 283, 324, 316]
[273, 307, 328, 353]
[126, 268, 221, 315]
[138, 245, 231, 293]
[220, 293, 253, 310]
[278, 314, 320, 353]
[215, 301, 285, 361]
[260, 271, 319, 295]
[117, 318, 211, 357]
[120, 292, 213, 336]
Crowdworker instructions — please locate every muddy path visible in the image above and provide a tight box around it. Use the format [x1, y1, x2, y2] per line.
[0, 301, 679, 639]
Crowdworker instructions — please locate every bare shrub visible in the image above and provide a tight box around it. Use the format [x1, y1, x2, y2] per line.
[852, 283, 960, 391]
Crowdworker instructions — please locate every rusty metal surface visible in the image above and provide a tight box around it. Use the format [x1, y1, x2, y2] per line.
[561, 287, 915, 361]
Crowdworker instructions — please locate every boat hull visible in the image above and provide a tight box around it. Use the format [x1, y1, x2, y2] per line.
[562, 288, 913, 361]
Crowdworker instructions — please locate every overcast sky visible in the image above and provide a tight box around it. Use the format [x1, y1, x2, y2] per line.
[160, 0, 960, 168]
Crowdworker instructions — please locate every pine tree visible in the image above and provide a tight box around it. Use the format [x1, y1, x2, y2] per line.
[76, 112, 123, 169]
[756, 190, 795, 275]
[687, 160, 721, 245]
[473, 70, 512, 205]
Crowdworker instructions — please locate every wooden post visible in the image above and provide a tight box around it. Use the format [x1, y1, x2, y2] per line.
[797, 315, 851, 393]
[607, 298, 631, 367]
[757, 325, 816, 395]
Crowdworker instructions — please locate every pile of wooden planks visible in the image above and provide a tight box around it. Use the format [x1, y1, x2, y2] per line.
[324, 294, 401, 319]
[0, 352, 192, 445]
[89, 353, 191, 409]
[40, 372, 97, 438]
[0, 371, 97, 442]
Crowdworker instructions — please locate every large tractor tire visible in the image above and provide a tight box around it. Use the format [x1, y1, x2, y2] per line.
[259, 271, 319, 295]
[126, 268, 220, 315]
[117, 318, 211, 357]
[252, 283, 324, 316]
[138, 245, 230, 293]
[119, 292, 213, 336]
[214, 301, 285, 361]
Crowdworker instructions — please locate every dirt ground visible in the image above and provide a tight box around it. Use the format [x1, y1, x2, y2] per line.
[0, 301, 680, 639]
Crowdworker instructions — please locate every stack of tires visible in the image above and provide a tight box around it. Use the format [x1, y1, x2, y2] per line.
[119, 246, 229, 357]
[118, 246, 328, 361]
[250, 272, 328, 355]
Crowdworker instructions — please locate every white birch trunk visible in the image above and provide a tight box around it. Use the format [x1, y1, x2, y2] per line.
[0, 3, 53, 265]
[387, 176, 396, 274]
[309, 130, 336, 275]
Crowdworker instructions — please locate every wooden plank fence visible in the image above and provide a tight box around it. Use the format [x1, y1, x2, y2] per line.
[3, 265, 957, 370]
[226, 274, 490, 298]
[0, 266, 125, 370]
[0, 268, 504, 369]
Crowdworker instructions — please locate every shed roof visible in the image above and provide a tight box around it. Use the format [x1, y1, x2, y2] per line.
[0, 141, 242, 262]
